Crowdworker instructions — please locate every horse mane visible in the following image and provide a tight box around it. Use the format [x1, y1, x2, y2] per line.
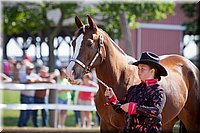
[97, 29, 126, 55]
[75, 25, 137, 64]
[97, 28, 137, 63]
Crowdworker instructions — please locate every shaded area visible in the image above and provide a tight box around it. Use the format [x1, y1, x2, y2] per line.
[2, 127, 100, 133]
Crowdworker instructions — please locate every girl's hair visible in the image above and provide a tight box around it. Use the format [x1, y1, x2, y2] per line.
[150, 66, 161, 81]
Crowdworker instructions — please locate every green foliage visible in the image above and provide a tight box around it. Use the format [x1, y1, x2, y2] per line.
[181, 3, 196, 17]
[3, 2, 176, 40]
[3, 2, 52, 36]
[181, 3, 199, 40]
[3, 2, 78, 36]
[50, 2, 78, 19]
[96, 2, 175, 39]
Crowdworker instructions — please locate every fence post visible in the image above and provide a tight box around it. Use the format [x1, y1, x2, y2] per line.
[49, 89, 57, 127]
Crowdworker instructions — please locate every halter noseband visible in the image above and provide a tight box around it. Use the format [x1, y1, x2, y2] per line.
[70, 34, 104, 73]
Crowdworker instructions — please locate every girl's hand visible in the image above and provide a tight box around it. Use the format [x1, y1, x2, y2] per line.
[104, 87, 115, 98]
[120, 103, 129, 112]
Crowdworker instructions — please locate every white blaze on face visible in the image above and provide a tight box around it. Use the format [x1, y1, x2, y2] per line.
[67, 34, 84, 72]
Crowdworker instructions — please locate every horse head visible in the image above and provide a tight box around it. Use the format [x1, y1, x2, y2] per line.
[67, 16, 106, 79]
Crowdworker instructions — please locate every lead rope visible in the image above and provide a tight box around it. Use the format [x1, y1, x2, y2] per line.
[95, 77, 110, 106]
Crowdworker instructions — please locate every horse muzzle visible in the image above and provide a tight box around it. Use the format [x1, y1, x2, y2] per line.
[66, 62, 84, 80]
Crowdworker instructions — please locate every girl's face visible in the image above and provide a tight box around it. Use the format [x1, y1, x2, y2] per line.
[138, 64, 155, 81]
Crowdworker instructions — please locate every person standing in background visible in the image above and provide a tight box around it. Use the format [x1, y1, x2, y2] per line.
[78, 73, 97, 128]
[71, 90, 81, 127]
[3, 59, 11, 77]
[56, 68, 72, 128]
[18, 62, 41, 127]
[33, 66, 56, 127]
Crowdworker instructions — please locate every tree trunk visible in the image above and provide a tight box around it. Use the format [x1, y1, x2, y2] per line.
[3, 35, 9, 59]
[48, 34, 57, 127]
[119, 11, 133, 56]
[48, 9, 64, 127]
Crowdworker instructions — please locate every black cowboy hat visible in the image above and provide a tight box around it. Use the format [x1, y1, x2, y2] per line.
[129, 52, 168, 76]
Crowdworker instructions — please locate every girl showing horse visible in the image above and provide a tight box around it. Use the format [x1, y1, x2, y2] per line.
[67, 16, 200, 133]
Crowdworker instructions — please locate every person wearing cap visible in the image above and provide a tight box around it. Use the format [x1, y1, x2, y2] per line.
[56, 67, 72, 128]
[78, 73, 98, 128]
[18, 62, 52, 127]
[33, 66, 56, 127]
[105, 52, 167, 133]
[18, 61, 40, 127]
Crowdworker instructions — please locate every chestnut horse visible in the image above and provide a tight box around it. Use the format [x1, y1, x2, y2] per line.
[67, 16, 200, 132]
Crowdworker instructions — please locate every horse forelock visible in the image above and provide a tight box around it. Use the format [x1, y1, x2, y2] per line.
[74, 25, 90, 37]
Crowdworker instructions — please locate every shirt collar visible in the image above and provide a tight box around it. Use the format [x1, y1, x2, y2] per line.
[145, 78, 158, 87]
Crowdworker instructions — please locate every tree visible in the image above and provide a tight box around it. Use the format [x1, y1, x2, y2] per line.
[3, 2, 52, 59]
[181, 2, 199, 43]
[96, 3, 175, 38]
[3, 3, 51, 36]
[3, 2, 79, 127]
[46, 2, 78, 127]
[81, 2, 176, 55]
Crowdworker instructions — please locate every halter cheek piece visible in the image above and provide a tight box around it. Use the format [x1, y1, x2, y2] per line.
[70, 34, 104, 73]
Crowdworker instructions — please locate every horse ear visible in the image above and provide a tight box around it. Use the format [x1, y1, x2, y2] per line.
[75, 16, 84, 28]
[87, 15, 97, 31]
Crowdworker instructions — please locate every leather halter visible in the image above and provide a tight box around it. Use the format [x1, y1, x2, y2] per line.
[70, 34, 104, 73]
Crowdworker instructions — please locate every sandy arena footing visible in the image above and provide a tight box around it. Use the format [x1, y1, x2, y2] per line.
[2, 127, 100, 133]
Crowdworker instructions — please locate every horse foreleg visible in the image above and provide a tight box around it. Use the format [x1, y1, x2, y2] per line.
[162, 117, 179, 133]
[179, 120, 187, 133]
[100, 120, 120, 133]
[178, 108, 200, 133]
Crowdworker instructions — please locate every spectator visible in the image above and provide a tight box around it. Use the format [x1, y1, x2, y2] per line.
[18, 62, 37, 127]
[32, 66, 56, 127]
[9, 57, 17, 79]
[78, 73, 97, 128]
[68, 74, 81, 127]
[23, 50, 32, 62]
[3, 59, 11, 77]
[56, 68, 72, 128]
[12, 61, 21, 82]
[18, 62, 42, 127]
[71, 90, 81, 127]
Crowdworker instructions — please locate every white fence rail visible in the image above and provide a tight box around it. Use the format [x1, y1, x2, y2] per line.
[0, 83, 98, 111]
[0, 83, 98, 92]
[0, 104, 96, 111]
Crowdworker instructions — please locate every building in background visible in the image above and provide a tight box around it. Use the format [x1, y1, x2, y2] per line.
[119, 3, 198, 62]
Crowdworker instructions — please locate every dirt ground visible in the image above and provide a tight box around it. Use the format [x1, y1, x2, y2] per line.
[1, 127, 100, 133]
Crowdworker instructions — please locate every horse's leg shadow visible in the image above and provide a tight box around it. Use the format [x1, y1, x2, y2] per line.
[178, 108, 200, 133]
[179, 120, 187, 133]
[162, 117, 179, 133]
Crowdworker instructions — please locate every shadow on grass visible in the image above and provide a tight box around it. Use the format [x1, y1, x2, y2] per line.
[3, 117, 19, 127]
[3, 115, 76, 127]
[3, 111, 99, 127]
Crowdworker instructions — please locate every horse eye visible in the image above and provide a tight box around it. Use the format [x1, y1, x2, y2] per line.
[87, 43, 92, 47]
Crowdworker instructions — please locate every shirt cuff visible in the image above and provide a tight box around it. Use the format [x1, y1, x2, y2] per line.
[128, 102, 137, 115]
[107, 95, 117, 104]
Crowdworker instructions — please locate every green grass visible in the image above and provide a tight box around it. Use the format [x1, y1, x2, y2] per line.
[2, 90, 98, 127]
[2, 90, 179, 132]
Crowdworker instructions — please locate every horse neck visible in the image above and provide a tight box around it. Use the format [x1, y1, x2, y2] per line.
[95, 33, 129, 91]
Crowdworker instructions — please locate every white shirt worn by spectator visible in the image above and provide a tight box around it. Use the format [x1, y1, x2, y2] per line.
[19, 68, 39, 97]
